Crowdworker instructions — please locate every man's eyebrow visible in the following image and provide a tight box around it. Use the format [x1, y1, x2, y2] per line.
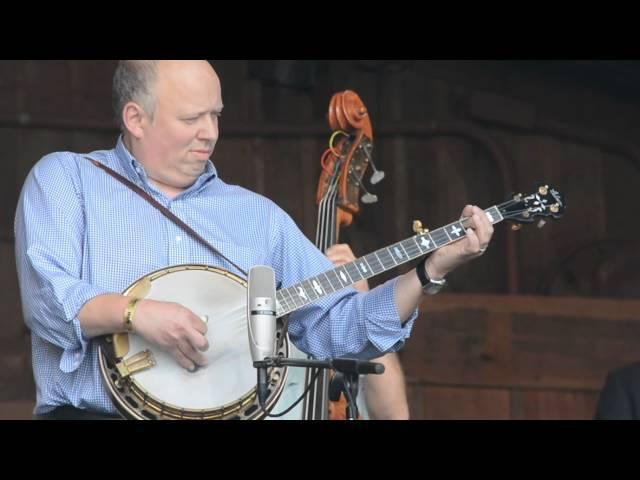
[184, 105, 224, 117]
[193, 106, 224, 116]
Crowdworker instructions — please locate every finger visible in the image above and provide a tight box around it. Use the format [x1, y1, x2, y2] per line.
[472, 213, 493, 248]
[465, 227, 482, 254]
[461, 204, 474, 219]
[187, 327, 210, 353]
[473, 206, 494, 232]
[470, 214, 489, 249]
[327, 244, 355, 258]
[172, 347, 195, 371]
[179, 339, 208, 367]
[326, 246, 356, 263]
[325, 251, 340, 262]
[327, 255, 352, 266]
[189, 313, 208, 335]
[329, 244, 354, 256]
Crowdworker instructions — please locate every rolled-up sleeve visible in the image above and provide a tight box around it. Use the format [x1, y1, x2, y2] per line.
[15, 153, 112, 373]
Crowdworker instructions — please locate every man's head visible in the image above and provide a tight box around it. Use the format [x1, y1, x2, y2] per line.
[113, 60, 223, 195]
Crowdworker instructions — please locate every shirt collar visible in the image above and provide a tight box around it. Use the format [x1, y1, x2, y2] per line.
[114, 135, 218, 197]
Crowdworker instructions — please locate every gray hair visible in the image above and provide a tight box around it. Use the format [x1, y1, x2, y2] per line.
[112, 60, 159, 131]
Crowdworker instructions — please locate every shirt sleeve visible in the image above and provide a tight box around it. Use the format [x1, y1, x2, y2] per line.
[15, 153, 113, 373]
[269, 207, 418, 360]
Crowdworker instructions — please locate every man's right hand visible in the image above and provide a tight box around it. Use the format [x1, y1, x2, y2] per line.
[133, 299, 209, 371]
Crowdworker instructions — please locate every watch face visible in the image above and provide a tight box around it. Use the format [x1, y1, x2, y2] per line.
[423, 281, 445, 295]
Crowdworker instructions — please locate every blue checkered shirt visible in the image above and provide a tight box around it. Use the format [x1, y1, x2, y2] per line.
[15, 137, 416, 416]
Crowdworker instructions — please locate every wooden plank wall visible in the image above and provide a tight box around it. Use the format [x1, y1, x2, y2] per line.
[1, 60, 639, 419]
[403, 294, 640, 419]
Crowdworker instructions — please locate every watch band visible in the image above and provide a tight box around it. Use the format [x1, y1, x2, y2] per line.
[416, 257, 447, 295]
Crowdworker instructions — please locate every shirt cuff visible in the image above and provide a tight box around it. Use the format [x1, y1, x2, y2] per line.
[362, 277, 418, 353]
[59, 285, 113, 373]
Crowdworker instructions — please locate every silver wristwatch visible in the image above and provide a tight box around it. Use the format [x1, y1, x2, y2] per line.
[416, 258, 447, 295]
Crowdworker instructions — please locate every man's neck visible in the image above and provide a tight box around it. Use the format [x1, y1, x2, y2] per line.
[149, 181, 184, 200]
[122, 134, 185, 200]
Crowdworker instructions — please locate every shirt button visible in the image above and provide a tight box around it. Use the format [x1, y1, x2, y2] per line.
[175, 236, 182, 243]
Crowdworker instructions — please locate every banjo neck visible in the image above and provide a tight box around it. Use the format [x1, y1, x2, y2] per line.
[277, 205, 504, 318]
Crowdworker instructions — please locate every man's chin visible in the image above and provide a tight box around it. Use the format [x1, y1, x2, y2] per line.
[181, 165, 208, 181]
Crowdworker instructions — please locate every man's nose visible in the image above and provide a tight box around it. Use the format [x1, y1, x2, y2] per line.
[198, 115, 218, 140]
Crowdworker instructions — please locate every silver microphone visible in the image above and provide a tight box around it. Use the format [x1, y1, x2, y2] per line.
[247, 265, 277, 407]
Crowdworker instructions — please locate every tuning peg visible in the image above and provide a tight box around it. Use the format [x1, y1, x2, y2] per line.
[349, 170, 379, 204]
[550, 204, 560, 213]
[413, 220, 429, 234]
[538, 185, 549, 196]
[537, 219, 547, 229]
[357, 179, 378, 204]
[361, 193, 378, 204]
[370, 170, 385, 185]
[361, 142, 385, 185]
[511, 224, 522, 231]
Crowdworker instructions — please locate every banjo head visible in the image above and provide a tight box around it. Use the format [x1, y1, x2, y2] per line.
[98, 264, 290, 420]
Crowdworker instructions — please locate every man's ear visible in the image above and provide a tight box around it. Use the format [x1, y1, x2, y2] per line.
[122, 102, 147, 138]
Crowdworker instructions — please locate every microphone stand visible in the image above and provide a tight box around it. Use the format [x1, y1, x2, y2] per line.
[253, 357, 384, 420]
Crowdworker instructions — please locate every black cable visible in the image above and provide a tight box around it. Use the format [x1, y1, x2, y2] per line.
[260, 368, 322, 418]
[341, 377, 359, 420]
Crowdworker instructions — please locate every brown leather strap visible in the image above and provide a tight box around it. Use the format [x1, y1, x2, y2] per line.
[85, 156, 248, 278]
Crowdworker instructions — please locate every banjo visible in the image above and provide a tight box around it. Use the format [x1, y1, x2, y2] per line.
[98, 184, 565, 420]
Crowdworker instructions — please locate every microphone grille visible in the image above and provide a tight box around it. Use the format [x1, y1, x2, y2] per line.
[248, 265, 276, 301]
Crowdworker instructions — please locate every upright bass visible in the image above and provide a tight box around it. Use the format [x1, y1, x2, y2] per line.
[302, 90, 385, 420]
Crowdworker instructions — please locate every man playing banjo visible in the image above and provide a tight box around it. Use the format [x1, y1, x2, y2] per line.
[15, 61, 494, 420]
